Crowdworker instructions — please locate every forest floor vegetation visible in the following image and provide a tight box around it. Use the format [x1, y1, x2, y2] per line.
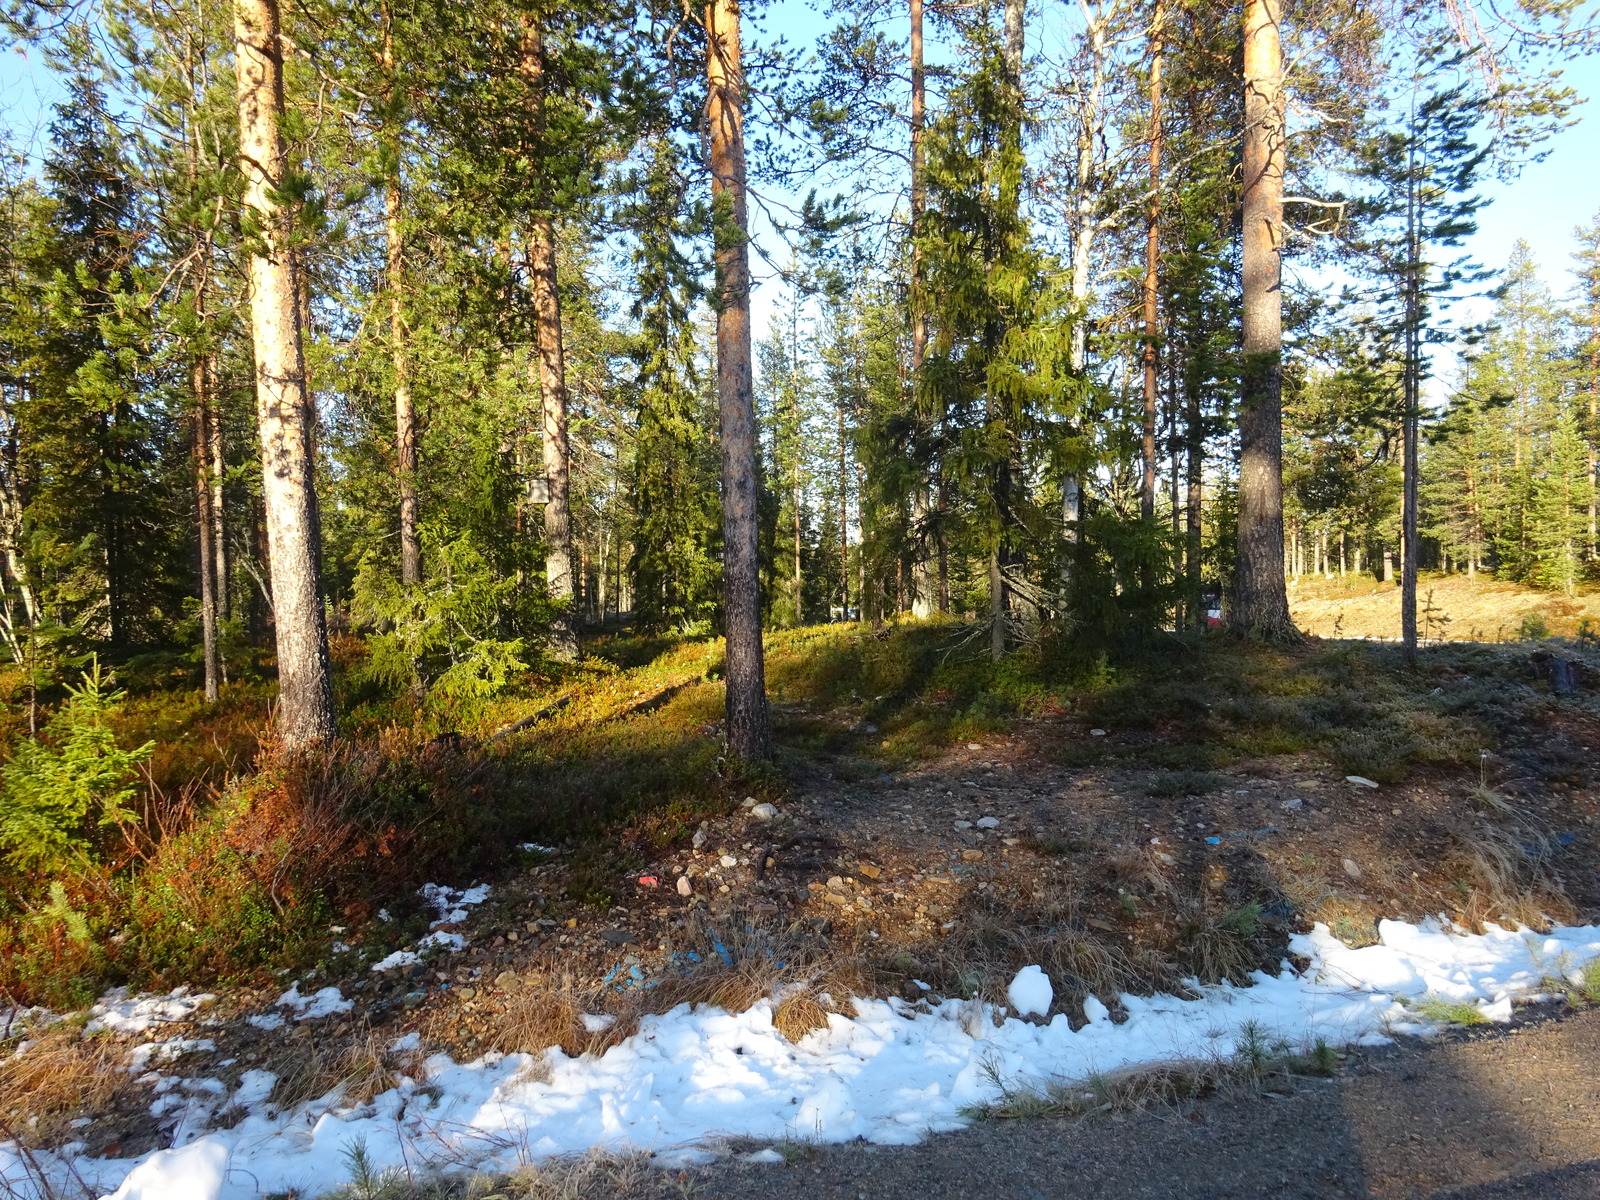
[0, 617, 1597, 1190]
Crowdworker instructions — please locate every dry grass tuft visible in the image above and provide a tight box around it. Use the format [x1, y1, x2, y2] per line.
[1179, 902, 1266, 985]
[314, 1149, 684, 1200]
[268, 1031, 411, 1110]
[978, 1025, 1337, 1123]
[0, 1027, 130, 1148]
[772, 990, 831, 1042]
[478, 990, 638, 1060]
[1444, 816, 1577, 933]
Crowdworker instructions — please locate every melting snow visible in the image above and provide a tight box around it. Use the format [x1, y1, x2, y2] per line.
[1006, 965, 1053, 1017]
[420, 882, 490, 926]
[0, 918, 1595, 1200]
[85, 988, 216, 1035]
[274, 985, 352, 1021]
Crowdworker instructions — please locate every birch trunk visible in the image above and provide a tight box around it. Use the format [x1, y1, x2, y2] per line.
[707, 0, 771, 759]
[234, 0, 336, 745]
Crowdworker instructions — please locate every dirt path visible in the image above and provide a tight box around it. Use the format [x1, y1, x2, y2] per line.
[685, 1006, 1600, 1200]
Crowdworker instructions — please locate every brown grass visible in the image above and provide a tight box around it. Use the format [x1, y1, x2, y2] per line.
[314, 1150, 685, 1200]
[772, 990, 831, 1042]
[1288, 571, 1600, 642]
[979, 1023, 1337, 1122]
[267, 1030, 412, 1110]
[0, 1026, 131, 1148]
[1443, 815, 1578, 933]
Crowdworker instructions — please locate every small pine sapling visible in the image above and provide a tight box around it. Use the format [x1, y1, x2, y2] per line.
[0, 661, 155, 871]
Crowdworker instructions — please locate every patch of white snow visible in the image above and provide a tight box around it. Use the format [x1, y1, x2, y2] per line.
[274, 984, 353, 1021]
[1006, 965, 1053, 1018]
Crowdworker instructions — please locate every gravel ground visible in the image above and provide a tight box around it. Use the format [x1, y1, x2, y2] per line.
[682, 1005, 1600, 1200]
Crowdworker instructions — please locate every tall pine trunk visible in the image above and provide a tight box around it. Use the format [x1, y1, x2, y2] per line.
[1233, 0, 1296, 640]
[521, 16, 578, 661]
[989, 0, 1025, 660]
[707, 0, 771, 759]
[234, 0, 336, 746]
[193, 359, 220, 703]
[1140, 3, 1163, 520]
[208, 365, 228, 625]
[1401, 117, 1421, 661]
[1588, 317, 1597, 559]
[383, 8, 420, 586]
[908, 0, 934, 618]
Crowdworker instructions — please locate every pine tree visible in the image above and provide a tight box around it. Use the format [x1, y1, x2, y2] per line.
[234, 0, 337, 745]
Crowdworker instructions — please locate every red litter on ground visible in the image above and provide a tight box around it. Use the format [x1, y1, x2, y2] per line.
[638, 876, 660, 888]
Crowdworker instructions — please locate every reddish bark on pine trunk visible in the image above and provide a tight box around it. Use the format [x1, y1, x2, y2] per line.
[707, 0, 771, 759]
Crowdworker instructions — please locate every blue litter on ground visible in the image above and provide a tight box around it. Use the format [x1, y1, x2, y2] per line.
[1523, 833, 1577, 857]
[1205, 825, 1279, 845]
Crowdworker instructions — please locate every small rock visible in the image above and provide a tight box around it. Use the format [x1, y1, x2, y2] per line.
[1345, 776, 1380, 789]
[750, 803, 779, 821]
[953, 820, 974, 831]
[401, 991, 426, 1009]
[967, 743, 982, 750]
[962, 849, 984, 861]
[864, 724, 878, 734]
[1294, 781, 1317, 790]
[601, 929, 638, 945]
[1282, 797, 1303, 810]
[1342, 858, 1362, 879]
[677, 875, 693, 897]
[859, 864, 882, 879]
[720, 854, 738, 868]
[1391, 808, 1402, 816]
[692, 828, 709, 849]
[976, 816, 1000, 829]
[827, 876, 845, 889]
[494, 970, 520, 991]
[824, 892, 850, 907]
[741, 796, 759, 808]
[457, 987, 477, 1001]
[1090, 729, 1107, 737]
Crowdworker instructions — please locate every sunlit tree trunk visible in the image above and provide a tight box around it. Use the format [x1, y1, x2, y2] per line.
[707, 0, 771, 759]
[1232, 0, 1296, 640]
[234, 0, 336, 746]
[383, 6, 420, 586]
[520, 15, 578, 661]
[1140, 2, 1163, 520]
[207, 366, 228, 626]
[908, 0, 934, 618]
[193, 359, 220, 703]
